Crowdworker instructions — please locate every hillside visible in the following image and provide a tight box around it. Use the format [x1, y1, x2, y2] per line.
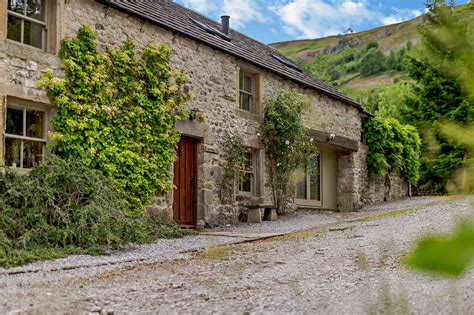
[270, 3, 474, 108]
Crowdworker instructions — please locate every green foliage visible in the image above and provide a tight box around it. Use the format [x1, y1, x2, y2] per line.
[295, 41, 412, 90]
[364, 117, 421, 183]
[0, 156, 193, 268]
[405, 0, 474, 278]
[360, 46, 385, 76]
[405, 220, 474, 276]
[39, 26, 190, 210]
[259, 90, 317, 212]
[361, 83, 413, 119]
[221, 134, 247, 203]
[401, 2, 474, 194]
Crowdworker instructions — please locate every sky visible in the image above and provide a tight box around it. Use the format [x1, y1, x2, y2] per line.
[174, 0, 470, 44]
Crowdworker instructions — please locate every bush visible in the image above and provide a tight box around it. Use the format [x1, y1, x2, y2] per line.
[364, 117, 421, 183]
[0, 156, 193, 268]
[259, 90, 317, 213]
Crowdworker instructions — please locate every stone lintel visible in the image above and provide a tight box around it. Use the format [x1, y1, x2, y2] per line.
[307, 129, 358, 152]
[175, 119, 206, 141]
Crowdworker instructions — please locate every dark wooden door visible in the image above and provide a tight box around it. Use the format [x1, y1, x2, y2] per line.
[173, 136, 197, 226]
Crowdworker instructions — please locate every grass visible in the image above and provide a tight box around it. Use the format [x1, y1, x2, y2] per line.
[367, 283, 410, 315]
[195, 244, 249, 260]
[355, 207, 417, 222]
[355, 252, 370, 271]
[272, 230, 313, 241]
[0, 226, 196, 269]
[0, 246, 98, 269]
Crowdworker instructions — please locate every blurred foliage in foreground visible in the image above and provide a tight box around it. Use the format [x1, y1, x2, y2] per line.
[405, 0, 474, 276]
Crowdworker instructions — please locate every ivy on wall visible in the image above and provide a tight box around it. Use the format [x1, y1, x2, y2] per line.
[220, 134, 247, 204]
[364, 117, 421, 184]
[39, 26, 190, 210]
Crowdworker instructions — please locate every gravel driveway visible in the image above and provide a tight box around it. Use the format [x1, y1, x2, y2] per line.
[1, 196, 473, 314]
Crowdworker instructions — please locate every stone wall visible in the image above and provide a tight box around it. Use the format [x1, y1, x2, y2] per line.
[0, 0, 369, 226]
[358, 144, 409, 206]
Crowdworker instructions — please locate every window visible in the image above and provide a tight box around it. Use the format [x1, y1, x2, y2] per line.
[239, 71, 255, 112]
[5, 103, 48, 169]
[239, 150, 258, 195]
[7, 0, 47, 50]
[190, 18, 231, 41]
[271, 53, 303, 72]
[296, 154, 321, 206]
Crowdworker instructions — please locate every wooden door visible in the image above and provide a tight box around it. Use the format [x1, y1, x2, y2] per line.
[173, 136, 197, 226]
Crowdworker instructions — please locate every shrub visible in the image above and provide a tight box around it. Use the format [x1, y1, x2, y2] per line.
[259, 90, 317, 213]
[0, 156, 193, 268]
[364, 117, 422, 184]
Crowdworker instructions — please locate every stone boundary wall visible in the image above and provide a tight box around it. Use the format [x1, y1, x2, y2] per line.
[358, 144, 410, 207]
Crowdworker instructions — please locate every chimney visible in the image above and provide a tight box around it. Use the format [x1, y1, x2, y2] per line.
[221, 15, 230, 35]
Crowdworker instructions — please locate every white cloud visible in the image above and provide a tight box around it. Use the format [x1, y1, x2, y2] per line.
[179, 0, 215, 14]
[222, 0, 266, 28]
[179, 0, 265, 29]
[381, 8, 422, 25]
[271, 0, 378, 39]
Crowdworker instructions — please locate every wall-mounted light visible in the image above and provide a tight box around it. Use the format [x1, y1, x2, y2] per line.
[329, 133, 336, 140]
[190, 108, 200, 120]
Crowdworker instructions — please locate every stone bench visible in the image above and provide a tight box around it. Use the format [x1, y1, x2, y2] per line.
[246, 204, 278, 223]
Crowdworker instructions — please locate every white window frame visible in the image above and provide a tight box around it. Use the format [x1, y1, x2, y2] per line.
[7, 0, 48, 51]
[295, 153, 322, 207]
[239, 71, 255, 113]
[238, 150, 258, 196]
[5, 102, 48, 169]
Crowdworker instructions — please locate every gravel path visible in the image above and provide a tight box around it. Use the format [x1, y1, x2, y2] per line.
[1, 196, 473, 314]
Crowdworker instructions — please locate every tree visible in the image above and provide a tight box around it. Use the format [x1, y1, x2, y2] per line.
[376, 83, 412, 120]
[360, 47, 385, 76]
[401, 1, 474, 194]
[405, 0, 474, 277]
[385, 51, 397, 70]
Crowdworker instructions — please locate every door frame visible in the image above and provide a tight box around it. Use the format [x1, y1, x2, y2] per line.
[173, 135, 199, 227]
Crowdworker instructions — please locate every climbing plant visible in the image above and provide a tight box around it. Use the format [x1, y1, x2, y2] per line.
[220, 134, 247, 204]
[259, 90, 317, 213]
[39, 26, 190, 210]
[363, 117, 421, 184]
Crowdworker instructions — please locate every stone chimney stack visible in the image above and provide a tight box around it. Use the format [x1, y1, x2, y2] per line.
[221, 15, 230, 35]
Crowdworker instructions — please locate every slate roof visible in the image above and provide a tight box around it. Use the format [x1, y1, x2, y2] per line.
[97, 0, 369, 115]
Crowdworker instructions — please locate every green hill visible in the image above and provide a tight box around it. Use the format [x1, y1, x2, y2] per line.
[270, 3, 474, 108]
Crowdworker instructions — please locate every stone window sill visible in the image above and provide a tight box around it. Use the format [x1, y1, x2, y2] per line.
[235, 108, 262, 122]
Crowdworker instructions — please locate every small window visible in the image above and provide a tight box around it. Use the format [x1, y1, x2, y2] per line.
[190, 18, 231, 41]
[239, 150, 258, 195]
[5, 103, 48, 169]
[239, 72, 255, 112]
[271, 53, 302, 72]
[7, 0, 47, 50]
[296, 154, 321, 205]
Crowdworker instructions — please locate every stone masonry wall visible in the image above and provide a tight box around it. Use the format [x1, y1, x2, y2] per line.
[1, 0, 368, 226]
[358, 144, 409, 206]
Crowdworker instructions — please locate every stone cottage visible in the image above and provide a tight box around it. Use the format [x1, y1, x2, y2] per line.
[0, 0, 409, 228]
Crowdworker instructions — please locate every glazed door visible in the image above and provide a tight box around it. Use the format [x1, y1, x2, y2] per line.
[173, 136, 197, 226]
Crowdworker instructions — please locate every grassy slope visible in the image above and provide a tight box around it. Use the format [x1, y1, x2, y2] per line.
[270, 4, 473, 97]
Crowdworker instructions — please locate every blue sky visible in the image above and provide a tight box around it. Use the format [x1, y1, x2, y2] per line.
[174, 0, 470, 44]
